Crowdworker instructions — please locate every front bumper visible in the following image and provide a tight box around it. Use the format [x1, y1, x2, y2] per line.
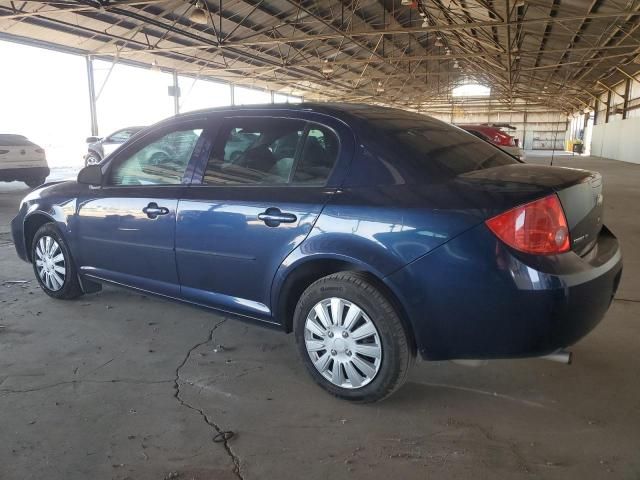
[387, 224, 622, 360]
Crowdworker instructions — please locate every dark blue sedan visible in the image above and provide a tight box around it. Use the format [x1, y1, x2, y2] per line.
[11, 104, 622, 402]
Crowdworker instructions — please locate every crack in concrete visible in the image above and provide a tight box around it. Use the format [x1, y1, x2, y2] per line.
[614, 297, 640, 303]
[173, 319, 244, 480]
[0, 378, 173, 395]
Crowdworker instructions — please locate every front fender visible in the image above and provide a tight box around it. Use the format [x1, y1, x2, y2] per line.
[13, 182, 80, 261]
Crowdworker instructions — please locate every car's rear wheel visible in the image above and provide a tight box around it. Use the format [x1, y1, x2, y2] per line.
[294, 272, 413, 403]
[31, 223, 83, 300]
[25, 177, 46, 188]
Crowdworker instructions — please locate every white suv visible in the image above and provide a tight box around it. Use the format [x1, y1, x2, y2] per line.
[0, 134, 50, 188]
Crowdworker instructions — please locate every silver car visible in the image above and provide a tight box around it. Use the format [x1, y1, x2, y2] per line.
[84, 126, 144, 166]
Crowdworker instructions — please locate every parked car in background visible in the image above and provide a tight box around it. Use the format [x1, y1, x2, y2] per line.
[84, 126, 144, 166]
[0, 134, 50, 188]
[11, 104, 621, 402]
[459, 124, 526, 160]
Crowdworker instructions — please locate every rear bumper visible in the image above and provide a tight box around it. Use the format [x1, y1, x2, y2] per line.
[0, 166, 50, 181]
[387, 224, 622, 360]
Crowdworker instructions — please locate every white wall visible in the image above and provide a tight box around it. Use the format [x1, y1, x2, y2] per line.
[591, 117, 640, 164]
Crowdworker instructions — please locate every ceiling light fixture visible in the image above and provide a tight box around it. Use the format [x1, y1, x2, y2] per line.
[422, 19, 429, 28]
[190, 1, 208, 24]
[376, 81, 385, 93]
[321, 60, 334, 75]
[435, 36, 443, 47]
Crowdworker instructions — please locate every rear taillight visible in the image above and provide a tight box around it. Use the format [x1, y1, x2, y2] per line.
[35, 148, 45, 153]
[485, 194, 570, 255]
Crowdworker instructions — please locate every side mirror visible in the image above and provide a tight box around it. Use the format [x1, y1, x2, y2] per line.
[77, 165, 103, 186]
[86, 136, 101, 143]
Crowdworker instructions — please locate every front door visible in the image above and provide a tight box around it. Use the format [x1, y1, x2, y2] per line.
[176, 116, 345, 321]
[76, 120, 209, 297]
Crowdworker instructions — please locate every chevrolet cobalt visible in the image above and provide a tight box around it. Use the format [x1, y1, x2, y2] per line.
[11, 104, 622, 402]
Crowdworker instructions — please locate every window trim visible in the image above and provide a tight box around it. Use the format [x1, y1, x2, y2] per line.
[102, 119, 210, 189]
[195, 116, 341, 188]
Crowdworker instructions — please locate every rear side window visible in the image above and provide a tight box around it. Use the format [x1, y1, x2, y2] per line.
[203, 118, 306, 185]
[291, 125, 339, 185]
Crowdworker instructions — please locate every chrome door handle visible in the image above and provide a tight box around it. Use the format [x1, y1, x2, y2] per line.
[143, 202, 169, 219]
[258, 208, 297, 227]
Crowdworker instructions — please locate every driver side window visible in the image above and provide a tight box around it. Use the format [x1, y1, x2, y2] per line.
[109, 127, 203, 186]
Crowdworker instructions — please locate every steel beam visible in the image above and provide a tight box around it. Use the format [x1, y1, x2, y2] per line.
[85, 55, 99, 136]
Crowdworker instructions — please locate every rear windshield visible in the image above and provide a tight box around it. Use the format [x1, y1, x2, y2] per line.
[0, 134, 35, 146]
[353, 108, 519, 182]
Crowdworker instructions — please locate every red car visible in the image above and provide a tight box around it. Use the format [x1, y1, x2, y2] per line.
[459, 124, 525, 160]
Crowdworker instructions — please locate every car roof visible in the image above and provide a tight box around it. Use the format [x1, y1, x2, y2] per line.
[174, 102, 406, 122]
[111, 126, 145, 132]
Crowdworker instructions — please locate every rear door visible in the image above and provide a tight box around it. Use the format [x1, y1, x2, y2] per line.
[75, 118, 211, 296]
[176, 113, 353, 321]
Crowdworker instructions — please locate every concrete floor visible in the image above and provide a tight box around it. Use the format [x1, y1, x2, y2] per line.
[0, 153, 638, 480]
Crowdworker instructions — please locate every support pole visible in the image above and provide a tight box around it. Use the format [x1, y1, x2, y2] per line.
[230, 84, 235, 106]
[623, 78, 631, 120]
[173, 70, 180, 115]
[86, 56, 98, 136]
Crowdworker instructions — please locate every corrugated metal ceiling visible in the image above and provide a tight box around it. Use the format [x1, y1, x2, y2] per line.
[1, 0, 638, 113]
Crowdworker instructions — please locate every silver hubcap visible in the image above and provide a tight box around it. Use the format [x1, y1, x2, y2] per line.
[304, 297, 382, 389]
[35, 236, 66, 291]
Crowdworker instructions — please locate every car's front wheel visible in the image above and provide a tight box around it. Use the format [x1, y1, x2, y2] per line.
[294, 272, 413, 403]
[31, 223, 83, 300]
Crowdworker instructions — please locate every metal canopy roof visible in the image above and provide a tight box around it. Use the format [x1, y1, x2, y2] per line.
[1, 0, 639, 114]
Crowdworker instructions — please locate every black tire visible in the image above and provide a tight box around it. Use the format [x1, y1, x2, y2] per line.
[294, 271, 413, 403]
[31, 223, 83, 300]
[25, 177, 46, 188]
